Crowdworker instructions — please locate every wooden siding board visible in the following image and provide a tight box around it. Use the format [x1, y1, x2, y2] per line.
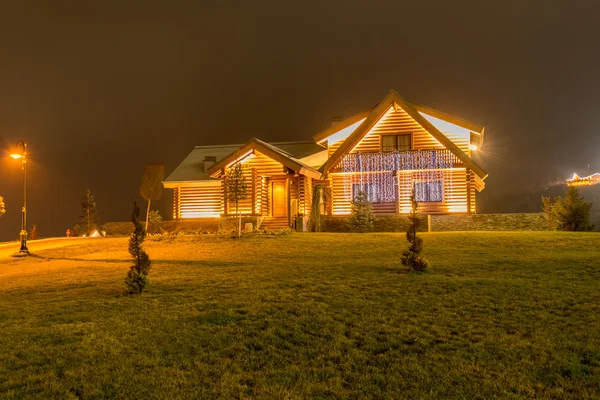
[331, 168, 470, 215]
[177, 184, 222, 218]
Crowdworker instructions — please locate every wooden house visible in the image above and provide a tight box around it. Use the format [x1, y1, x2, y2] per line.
[163, 89, 488, 229]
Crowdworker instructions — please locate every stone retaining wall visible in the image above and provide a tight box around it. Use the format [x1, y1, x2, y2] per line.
[429, 213, 547, 232]
[322, 216, 428, 233]
[105, 213, 548, 235]
[323, 213, 547, 232]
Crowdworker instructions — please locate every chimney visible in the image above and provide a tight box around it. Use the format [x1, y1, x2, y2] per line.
[202, 156, 217, 172]
[331, 116, 343, 128]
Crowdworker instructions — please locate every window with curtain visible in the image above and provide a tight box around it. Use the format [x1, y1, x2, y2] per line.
[381, 134, 411, 152]
[413, 181, 443, 202]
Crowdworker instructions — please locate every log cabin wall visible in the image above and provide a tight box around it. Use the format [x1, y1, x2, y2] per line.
[224, 150, 285, 215]
[331, 168, 472, 215]
[327, 104, 474, 215]
[298, 176, 314, 216]
[175, 183, 222, 219]
[261, 176, 270, 216]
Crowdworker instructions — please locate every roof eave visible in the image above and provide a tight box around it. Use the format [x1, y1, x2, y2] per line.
[313, 108, 375, 143]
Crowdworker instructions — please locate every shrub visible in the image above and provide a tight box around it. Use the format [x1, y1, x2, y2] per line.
[541, 196, 557, 231]
[125, 201, 151, 294]
[29, 224, 38, 240]
[346, 190, 375, 232]
[148, 210, 163, 224]
[401, 195, 428, 272]
[542, 187, 594, 231]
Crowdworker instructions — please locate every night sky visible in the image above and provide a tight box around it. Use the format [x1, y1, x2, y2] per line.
[1, 1, 599, 240]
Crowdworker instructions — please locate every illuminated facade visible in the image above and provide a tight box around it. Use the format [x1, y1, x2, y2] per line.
[164, 89, 488, 227]
[566, 173, 600, 187]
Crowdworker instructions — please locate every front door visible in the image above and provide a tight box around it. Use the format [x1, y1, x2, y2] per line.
[272, 181, 287, 217]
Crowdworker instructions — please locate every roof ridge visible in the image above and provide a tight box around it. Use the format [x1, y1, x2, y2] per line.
[268, 140, 319, 145]
[194, 144, 244, 149]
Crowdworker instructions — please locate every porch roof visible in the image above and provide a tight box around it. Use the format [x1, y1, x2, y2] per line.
[165, 140, 324, 187]
[207, 138, 323, 179]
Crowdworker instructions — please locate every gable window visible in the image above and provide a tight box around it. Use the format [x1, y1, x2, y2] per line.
[413, 181, 443, 202]
[352, 183, 380, 203]
[382, 134, 411, 152]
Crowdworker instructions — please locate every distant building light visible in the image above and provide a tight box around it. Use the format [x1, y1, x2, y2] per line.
[566, 172, 600, 186]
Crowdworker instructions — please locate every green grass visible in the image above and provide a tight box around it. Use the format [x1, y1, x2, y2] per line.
[1, 232, 599, 399]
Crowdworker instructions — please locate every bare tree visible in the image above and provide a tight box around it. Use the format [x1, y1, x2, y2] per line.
[225, 163, 248, 237]
[80, 189, 100, 236]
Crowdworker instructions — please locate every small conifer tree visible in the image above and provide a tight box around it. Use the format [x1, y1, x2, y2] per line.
[79, 189, 101, 236]
[346, 190, 375, 232]
[401, 194, 428, 272]
[125, 201, 151, 294]
[541, 196, 557, 231]
[224, 163, 248, 237]
[552, 187, 594, 231]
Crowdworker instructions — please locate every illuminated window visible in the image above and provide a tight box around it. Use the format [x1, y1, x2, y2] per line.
[414, 181, 443, 202]
[382, 134, 411, 152]
[352, 183, 380, 203]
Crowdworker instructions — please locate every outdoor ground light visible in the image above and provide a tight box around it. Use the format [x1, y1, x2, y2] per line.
[10, 140, 29, 255]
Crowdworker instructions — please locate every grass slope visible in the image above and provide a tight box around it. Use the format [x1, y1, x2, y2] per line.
[1, 232, 599, 399]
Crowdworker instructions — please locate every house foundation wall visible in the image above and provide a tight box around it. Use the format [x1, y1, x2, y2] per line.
[321, 213, 546, 232]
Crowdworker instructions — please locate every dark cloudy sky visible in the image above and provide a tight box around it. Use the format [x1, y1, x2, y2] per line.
[1, 1, 599, 240]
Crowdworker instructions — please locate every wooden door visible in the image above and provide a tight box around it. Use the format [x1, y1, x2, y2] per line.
[272, 181, 287, 217]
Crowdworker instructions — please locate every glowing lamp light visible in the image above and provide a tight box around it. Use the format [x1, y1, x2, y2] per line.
[469, 144, 478, 151]
[10, 153, 23, 159]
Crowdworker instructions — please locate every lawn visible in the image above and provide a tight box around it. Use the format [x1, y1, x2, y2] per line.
[1, 232, 599, 399]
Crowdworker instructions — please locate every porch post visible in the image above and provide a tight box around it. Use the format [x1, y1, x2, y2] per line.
[174, 188, 180, 220]
[251, 168, 257, 215]
[466, 168, 472, 214]
[286, 174, 292, 228]
[223, 174, 228, 216]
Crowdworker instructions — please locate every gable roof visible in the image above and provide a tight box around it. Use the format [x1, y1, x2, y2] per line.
[164, 144, 243, 186]
[164, 141, 325, 187]
[313, 108, 375, 143]
[314, 98, 485, 148]
[319, 89, 488, 181]
[406, 101, 484, 135]
[207, 138, 322, 179]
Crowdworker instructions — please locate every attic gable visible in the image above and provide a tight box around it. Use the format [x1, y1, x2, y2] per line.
[320, 90, 488, 181]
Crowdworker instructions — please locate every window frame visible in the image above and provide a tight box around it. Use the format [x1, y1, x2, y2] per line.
[380, 133, 413, 152]
[412, 179, 444, 203]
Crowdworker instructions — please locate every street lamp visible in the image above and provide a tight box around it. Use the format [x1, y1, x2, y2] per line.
[10, 140, 29, 255]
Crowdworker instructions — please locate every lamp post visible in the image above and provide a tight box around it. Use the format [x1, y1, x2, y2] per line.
[10, 140, 29, 255]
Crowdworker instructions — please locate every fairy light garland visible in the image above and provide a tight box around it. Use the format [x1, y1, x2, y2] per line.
[338, 150, 455, 203]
